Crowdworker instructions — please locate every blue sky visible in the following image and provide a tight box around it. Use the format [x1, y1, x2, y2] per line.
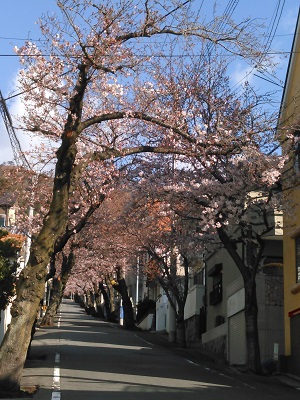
[0, 0, 299, 164]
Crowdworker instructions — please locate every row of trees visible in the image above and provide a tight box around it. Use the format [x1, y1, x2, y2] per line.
[0, 0, 293, 392]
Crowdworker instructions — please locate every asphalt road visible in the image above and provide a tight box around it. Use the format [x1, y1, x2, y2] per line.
[20, 299, 300, 400]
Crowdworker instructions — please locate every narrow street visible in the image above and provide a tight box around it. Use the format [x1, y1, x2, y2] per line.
[21, 299, 299, 400]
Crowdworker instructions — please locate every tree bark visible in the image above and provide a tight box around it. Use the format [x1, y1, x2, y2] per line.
[111, 276, 135, 329]
[41, 277, 62, 326]
[99, 282, 114, 321]
[217, 226, 263, 373]
[41, 250, 75, 326]
[244, 277, 262, 374]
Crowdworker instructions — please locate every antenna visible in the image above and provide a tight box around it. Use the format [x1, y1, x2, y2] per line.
[0, 90, 31, 169]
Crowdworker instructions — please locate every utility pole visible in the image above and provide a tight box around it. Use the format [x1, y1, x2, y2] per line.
[0, 89, 33, 266]
[136, 256, 140, 312]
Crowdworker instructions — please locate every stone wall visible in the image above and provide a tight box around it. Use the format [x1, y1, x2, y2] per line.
[265, 275, 284, 306]
[201, 334, 227, 360]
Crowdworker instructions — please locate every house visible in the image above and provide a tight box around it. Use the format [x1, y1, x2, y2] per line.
[0, 179, 27, 344]
[277, 8, 300, 376]
[201, 230, 284, 366]
[134, 204, 284, 368]
[0, 193, 16, 228]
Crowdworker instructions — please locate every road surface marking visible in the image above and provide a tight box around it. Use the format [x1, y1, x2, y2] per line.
[134, 334, 153, 347]
[52, 330, 61, 400]
[186, 359, 200, 366]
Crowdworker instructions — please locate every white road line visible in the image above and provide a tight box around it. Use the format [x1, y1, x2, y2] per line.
[242, 382, 256, 389]
[52, 363, 61, 400]
[134, 334, 153, 347]
[52, 311, 62, 400]
[186, 359, 200, 366]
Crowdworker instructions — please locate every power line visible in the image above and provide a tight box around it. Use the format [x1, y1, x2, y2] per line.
[0, 32, 294, 42]
[0, 90, 31, 169]
[0, 50, 296, 59]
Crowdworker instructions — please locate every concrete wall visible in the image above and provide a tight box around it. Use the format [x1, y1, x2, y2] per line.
[137, 313, 154, 331]
[184, 284, 205, 320]
[201, 323, 227, 359]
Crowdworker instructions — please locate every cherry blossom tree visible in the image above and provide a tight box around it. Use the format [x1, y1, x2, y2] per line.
[0, 0, 275, 391]
[111, 183, 202, 346]
[129, 58, 285, 372]
[66, 188, 140, 328]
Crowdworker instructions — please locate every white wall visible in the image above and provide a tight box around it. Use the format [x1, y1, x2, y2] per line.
[156, 293, 168, 331]
[0, 305, 12, 344]
[184, 284, 205, 320]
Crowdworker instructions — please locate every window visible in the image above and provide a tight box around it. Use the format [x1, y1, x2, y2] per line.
[296, 237, 300, 283]
[194, 268, 205, 285]
[208, 263, 223, 305]
[0, 214, 5, 227]
[293, 131, 300, 174]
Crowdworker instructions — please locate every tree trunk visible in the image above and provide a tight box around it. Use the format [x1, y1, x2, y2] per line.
[41, 250, 75, 327]
[41, 277, 62, 326]
[99, 282, 114, 321]
[111, 277, 135, 329]
[217, 226, 263, 374]
[244, 277, 263, 374]
[0, 258, 49, 391]
[85, 291, 96, 315]
[176, 303, 187, 348]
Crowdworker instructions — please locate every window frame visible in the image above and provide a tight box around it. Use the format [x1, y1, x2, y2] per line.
[0, 214, 6, 227]
[293, 130, 300, 174]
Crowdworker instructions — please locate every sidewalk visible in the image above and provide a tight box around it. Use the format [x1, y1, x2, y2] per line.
[135, 329, 300, 391]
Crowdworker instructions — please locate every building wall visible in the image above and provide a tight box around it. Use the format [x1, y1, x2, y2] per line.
[206, 247, 241, 331]
[204, 239, 284, 364]
[256, 271, 285, 363]
[184, 284, 205, 320]
[278, 10, 300, 364]
[282, 201, 300, 357]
